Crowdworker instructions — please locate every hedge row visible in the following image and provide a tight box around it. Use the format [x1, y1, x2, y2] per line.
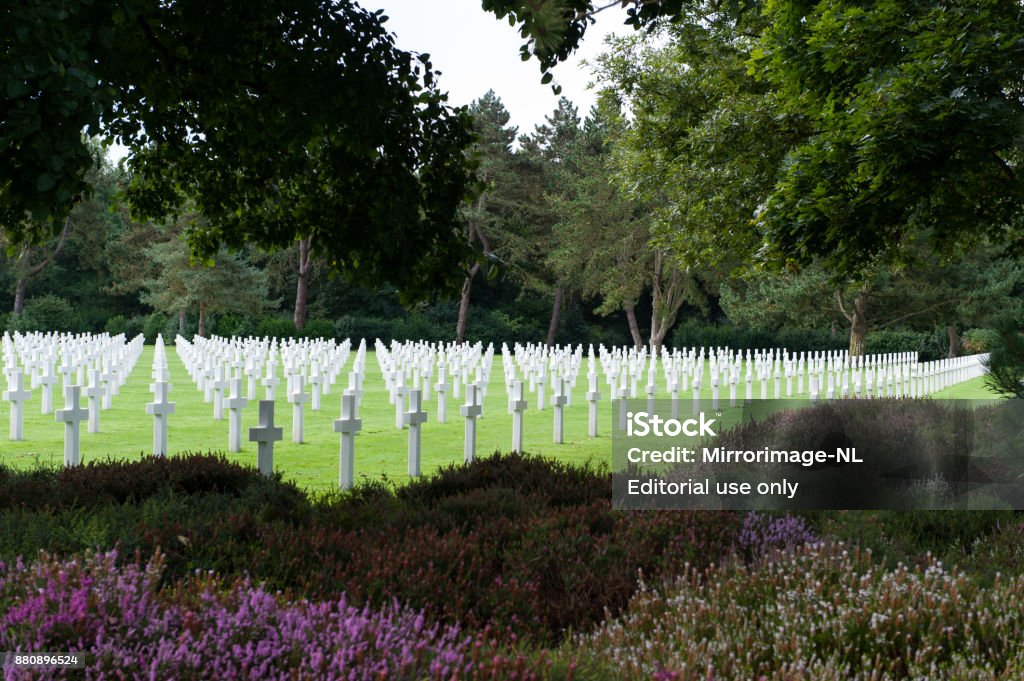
[670, 320, 957, 360]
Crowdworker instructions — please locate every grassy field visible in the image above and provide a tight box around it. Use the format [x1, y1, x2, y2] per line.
[0, 345, 1003, 492]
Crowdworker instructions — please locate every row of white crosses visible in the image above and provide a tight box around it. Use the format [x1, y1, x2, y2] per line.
[374, 339, 496, 476]
[4, 331, 144, 444]
[174, 334, 371, 487]
[175, 334, 353, 445]
[590, 344, 990, 415]
[43, 333, 147, 466]
[40, 332, 992, 484]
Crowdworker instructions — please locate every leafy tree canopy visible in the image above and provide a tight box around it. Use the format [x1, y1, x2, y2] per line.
[2, 0, 476, 300]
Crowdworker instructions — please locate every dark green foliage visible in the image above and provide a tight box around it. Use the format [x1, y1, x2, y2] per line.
[256, 317, 298, 340]
[818, 510, 1019, 573]
[0, 452, 297, 512]
[4, 1, 477, 303]
[672, 320, 847, 353]
[16, 294, 80, 332]
[863, 329, 949, 362]
[300, 319, 334, 339]
[983, 320, 1024, 398]
[210, 313, 255, 339]
[963, 328, 1000, 355]
[671, 320, 950, 359]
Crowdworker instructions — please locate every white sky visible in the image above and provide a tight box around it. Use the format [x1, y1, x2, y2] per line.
[362, 0, 630, 137]
[107, 3, 629, 162]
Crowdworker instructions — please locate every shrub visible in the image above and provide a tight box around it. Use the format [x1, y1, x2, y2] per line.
[864, 328, 947, 361]
[962, 327, 1000, 354]
[256, 317, 297, 339]
[0, 453, 297, 513]
[335, 314, 396, 343]
[671, 320, 845, 354]
[142, 312, 168, 343]
[0, 549, 475, 680]
[214, 313, 257, 339]
[0, 453, 742, 647]
[104, 314, 128, 335]
[300, 318, 335, 339]
[572, 543, 1024, 679]
[18, 294, 80, 332]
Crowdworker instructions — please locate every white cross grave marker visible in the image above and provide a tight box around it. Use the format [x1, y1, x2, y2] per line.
[146, 381, 176, 457]
[3, 370, 31, 441]
[249, 400, 283, 477]
[55, 384, 88, 467]
[224, 377, 249, 453]
[334, 390, 361, 489]
[460, 382, 483, 464]
[405, 388, 428, 477]
[288, 374, 309, 443]
[509, 379, 528, 452]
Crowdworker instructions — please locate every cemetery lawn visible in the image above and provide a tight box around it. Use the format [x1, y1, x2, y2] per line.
[0, 345, 1001, 493]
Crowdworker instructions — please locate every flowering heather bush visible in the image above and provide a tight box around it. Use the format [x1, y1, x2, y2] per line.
[0, 550, 475, 680]
[572, 542, 1024, 680]
[736, 512, 818, 561]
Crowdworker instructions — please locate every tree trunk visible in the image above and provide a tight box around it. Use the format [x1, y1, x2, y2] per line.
[625, 305, 643, 349]
[293, 236, 312, 331]
[837, 288, 869, 356]
[545, 287, 563, 347]
[178, 310, 186, 335]
[198, 301, 207, 338]
[948, 324, 960, 358]
[649, 321, 670, 354]
[11, 215, 71, 316]
[12, 277, 26, 315]
[848, 291, 868, 356]
[456, 263, 480, 344]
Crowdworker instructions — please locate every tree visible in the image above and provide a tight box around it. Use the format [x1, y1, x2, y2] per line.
[496, 0, 1024, 283]
[293, 236, 314, 331]
[141, 235, 273, 338]
[518, 97, 584, 346]
[480, 0, 752, 83]
[548, 105, 703, 350]
[455, 91, 519, 343]
[721, 248, 1024, 356]
[753, 0, 1024, 274]
[3, 0, 475, 300]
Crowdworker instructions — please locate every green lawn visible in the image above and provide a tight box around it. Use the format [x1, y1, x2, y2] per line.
[0, 345, 1002, 492]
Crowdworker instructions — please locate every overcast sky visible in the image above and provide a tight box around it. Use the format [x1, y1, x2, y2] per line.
[361, 1, 630, 137]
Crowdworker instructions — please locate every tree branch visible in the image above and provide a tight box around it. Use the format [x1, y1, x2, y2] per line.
[26, 215, 71, 278]
[835, 290, 854, 323]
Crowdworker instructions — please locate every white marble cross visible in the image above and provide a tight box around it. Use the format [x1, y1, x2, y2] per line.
[212, 365, 228, 420]
[262, 364, 280, 401]
[509, 379, 528, 452]
[3, 370, 31, 441]
[84, 368, 103, 433]
[434, 367, 449, 424]
[586, 372, 601, 438]
[460, 382, 482, 464]
[288, 374, 309, 443]
[552, 377, 568, 444]
[224, 377, 249, 453]
[405, 388, 428, 477]
[146, 380, 176, 457]
[39, 362, 58, 415]
[55, 384, 88, 467]
[249, 400, 283, 477]
[334, 390, 361, 489]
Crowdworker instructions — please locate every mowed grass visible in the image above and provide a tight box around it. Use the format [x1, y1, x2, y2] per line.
[0, 345, 1002, 492]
